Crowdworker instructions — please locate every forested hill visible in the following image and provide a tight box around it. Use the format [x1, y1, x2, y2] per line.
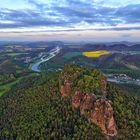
[0, 65, 140, 139]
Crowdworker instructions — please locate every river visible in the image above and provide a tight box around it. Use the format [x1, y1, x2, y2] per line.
[31, 47, 140, 86]
[31, 46, 61, 72]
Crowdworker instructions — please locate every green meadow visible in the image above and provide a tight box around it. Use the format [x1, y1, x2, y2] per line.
[63, 52, 82, 59]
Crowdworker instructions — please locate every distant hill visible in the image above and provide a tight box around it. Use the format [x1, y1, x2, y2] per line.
[81, 44, 140, 51]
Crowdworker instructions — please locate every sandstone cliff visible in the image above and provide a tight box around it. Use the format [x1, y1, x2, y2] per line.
[60, 80, 72, 97]
[59, 65, 117, 138]
[72, 92, 117, 137]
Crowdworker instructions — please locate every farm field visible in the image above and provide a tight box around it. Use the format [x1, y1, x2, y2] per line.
[63, 52, 82, 59]
[63, 50, 111, 60]
[6, 52, 29, 56]
[83, 50, 111, 58]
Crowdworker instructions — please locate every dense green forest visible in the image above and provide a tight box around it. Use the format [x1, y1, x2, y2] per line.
[0, 65, 140, 139]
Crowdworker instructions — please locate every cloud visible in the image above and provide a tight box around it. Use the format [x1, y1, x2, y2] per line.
[26, 0, 45, 10]
[0, 8, 70, 28]
[95, 26, 140, 31]
[0, 0, 140, 31]
[121, 34, 132, 38]
[116, 4, 140, 23]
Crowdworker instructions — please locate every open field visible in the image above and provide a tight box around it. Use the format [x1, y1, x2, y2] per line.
[63, 52, 82, 59]
[63, 50, 111, 60]
[0, 78, 21, 96]
[83, 50, 111, 58]
[6, 52, 28, 56]
[0, 73, 36, 96]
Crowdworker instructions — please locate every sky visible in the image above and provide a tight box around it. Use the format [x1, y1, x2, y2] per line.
[0, 0, 140, 42]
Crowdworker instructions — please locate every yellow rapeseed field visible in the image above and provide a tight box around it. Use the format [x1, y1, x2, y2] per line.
[83, 50, 110, 58]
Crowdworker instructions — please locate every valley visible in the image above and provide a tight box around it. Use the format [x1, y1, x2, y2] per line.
[0, 42, 140, 97]
[0, 42, 140, 139]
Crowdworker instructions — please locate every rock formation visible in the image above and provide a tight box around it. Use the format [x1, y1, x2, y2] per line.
[72, 91, 84, 108]
[60, 80, 72, 97]
[89, 98, 117, 136]
[80, 94, 96, 115]
[72, 92, 117, 137]
[59, 66, 117, 137]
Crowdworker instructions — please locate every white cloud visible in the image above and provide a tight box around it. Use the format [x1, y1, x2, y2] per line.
[0, 0, 33, 9]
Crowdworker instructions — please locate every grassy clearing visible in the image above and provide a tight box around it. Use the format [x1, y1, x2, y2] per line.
[0, 73, 37, 96]
[6, 53, 28, 57]
[63, 52, 82, 60]
[83, 50, 110, 58]
[0, 79, 20, 96]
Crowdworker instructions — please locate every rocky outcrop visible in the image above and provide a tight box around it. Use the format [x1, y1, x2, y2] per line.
[89, 98, 117, 137]
[72, 92, 117, 137]
[72, 91, 84, 108]
[60, 80, 72, 97]
[59, 65, 117, 137]
[59, 82, 117, 137]
[80, 94, 96, 115]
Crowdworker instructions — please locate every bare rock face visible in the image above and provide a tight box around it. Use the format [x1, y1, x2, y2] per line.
[72, 91, 84, 108]
[60, 80, 72, 97]
[80, 94, 96, 115]
[59, 66, 117, 137]
[72, 91, 117, 137]
[89, 99, 117, 137]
